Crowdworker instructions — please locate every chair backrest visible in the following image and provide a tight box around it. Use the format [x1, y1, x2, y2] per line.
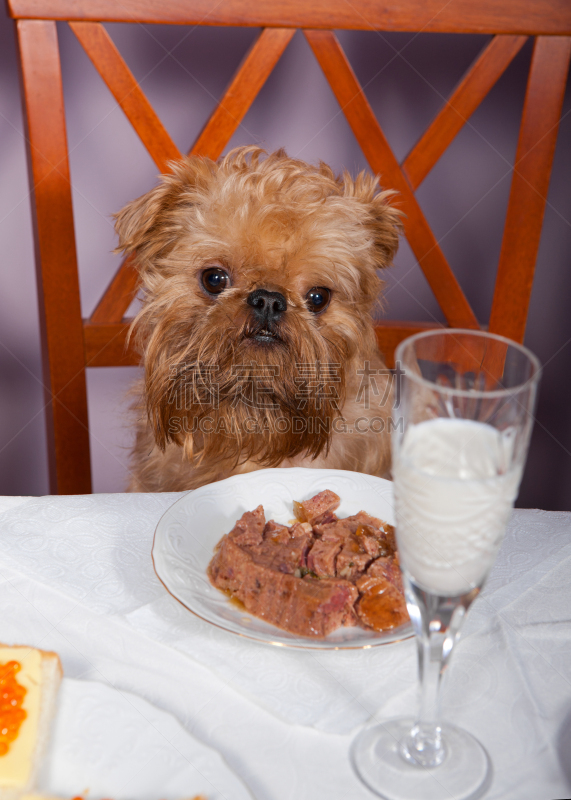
[8, 0, 571, 494]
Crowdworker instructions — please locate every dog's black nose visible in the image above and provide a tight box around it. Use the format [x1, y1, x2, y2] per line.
[247, 289, 287, 323]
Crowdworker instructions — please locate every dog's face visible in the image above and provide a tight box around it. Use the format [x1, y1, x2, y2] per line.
[115, 147, 401, 468]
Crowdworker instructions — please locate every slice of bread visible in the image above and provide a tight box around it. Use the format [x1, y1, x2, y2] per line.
[0, 646, 62, 800]
[20, 796, 62, 800]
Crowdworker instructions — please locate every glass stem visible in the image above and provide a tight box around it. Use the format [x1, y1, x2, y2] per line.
[418, 629, 446, 727]
[400, 579, 479, 768]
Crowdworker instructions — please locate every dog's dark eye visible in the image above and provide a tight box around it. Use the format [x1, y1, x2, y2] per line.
[305, 287, 331, 313]
[201, 267, 231, 295]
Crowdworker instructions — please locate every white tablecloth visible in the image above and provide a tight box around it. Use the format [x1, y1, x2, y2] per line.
[0, 492, 569, 799]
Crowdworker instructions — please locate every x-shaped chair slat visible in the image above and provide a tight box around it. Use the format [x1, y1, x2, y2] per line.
[73, 20, 182, 330]
[403, 34, 528, 190]
[305, 29, 479, 330]
[85, 24, 295, 326]
[190, 27, 295, 161]
[90, 252, 138, 325]
[70, 21, 182, 173]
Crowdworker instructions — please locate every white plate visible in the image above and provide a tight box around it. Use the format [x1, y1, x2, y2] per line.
[152, 467, 413, 649]
[39, 678, 254, 799]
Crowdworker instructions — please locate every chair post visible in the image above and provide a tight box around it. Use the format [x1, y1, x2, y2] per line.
[488, 35, 571, 342]
[16, 19, 92, 494]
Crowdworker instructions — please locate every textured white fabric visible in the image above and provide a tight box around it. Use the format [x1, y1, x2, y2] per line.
[0, 492, 569, 798]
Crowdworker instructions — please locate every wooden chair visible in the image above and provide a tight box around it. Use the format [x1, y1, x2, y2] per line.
[7, 0, 570, 494]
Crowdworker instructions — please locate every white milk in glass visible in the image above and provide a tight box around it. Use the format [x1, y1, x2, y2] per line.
[393, 418, 521, 595]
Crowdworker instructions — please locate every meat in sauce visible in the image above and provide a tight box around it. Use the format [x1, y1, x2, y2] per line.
[208, 490, 409, 638]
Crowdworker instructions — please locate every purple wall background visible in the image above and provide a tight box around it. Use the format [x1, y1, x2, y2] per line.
[0, 18, 570, 507]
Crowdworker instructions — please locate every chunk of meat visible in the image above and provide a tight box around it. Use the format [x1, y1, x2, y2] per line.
[230, 517, 311, 575]
[263, 520, 290, 544]
[249, 529, 312, 575]
[364, 523, 397, 557]
[358, 534, 380, 557]
[313, 511, 393, 549]
[335, 536, 372, 581]
[228, 505, 265, 547]
[353, 517, 396, 557]
[294, 490, 340, 524]
[306, 538, 342, 578]
[209, 537, 358, 637]
[364, 554, 404, 594]
[341, 511, 387, 534]
[314, 518, 355, 542]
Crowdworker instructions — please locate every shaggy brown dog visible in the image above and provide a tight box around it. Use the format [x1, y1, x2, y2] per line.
[115, 147, 401, 492]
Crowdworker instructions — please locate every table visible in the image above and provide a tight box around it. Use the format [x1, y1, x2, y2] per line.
[0, 492, 569, 799]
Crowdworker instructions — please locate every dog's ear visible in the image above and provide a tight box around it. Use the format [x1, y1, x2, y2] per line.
[114, 157, 216, 270]
[114, 181, 173, 256]
[368, 188, 403, 268]
[342, 172, 402, 269]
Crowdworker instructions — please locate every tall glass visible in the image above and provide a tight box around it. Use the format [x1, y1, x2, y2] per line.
[351, 329, 541, 800]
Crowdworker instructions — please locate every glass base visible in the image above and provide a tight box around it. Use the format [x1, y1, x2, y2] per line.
[351, 718, 492, 800]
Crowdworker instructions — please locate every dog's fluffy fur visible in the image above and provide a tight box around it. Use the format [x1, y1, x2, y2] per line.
[115, 147, 401, 492]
